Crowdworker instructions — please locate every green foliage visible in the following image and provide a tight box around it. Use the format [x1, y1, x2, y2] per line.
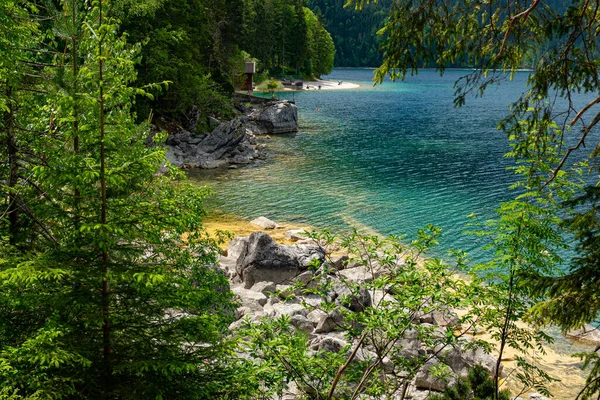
[264, 78, 281, 99]
[113, 0, 240, 121]
[240, 0, 335, 79]
[355, 0, 600, 396]
[307, 0, 390, 67]
[305, 7, 336, 78]
[238, 227, 499, 400]
[0, 1, 242, 398]
[430, 365, 512, 400]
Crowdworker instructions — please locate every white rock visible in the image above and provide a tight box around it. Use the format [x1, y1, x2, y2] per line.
[250, 281, 276, 295]
[232, 286, 268, 308]
[314, 308, 345, 333]
[264, 302, 308, 318]
[403, 388, 433, 400]
[566, 324, 600, 346]
[227, 236, 249, 262]
[371, 289, 398, 306]
[529, 393, 550, 400]
[290, 314, 314, 334]
[250, 216, 280, 229]
[339, 265, 383, 283]
[301, 294, 322, 308]
[307, 309, 328, 326]
[285, 229, 310, 241]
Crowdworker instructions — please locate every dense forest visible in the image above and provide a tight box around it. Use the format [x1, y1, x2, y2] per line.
[308, 0, 572, 69]
[307, 0, 390, 67]
[114, 0, 335, 122]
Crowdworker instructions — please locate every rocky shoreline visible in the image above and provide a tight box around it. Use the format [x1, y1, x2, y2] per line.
[212, 216, 582, 400]
[155, 98, 298, 169]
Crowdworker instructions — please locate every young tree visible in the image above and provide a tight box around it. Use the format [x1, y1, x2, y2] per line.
[239, 228, 497, 400]
[346, 0, 600, 397]
[305, 8, 335, 78]
[0, 1, 242, 398]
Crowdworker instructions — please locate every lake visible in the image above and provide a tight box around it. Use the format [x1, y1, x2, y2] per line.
[188, 68, 599, 397]
[188, 68, 534, 261]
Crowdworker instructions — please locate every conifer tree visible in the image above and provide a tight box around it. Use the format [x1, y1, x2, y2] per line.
[0, 1, 242, 398]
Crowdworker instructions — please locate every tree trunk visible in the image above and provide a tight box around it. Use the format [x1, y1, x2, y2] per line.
[5, 87, 20, 246]
[98, 0, 111, 389]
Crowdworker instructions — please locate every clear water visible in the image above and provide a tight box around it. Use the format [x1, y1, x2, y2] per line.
[188, 68, 529, 261]
[188, 68, 598, 393]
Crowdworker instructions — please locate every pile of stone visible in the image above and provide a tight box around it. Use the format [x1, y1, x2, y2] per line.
[218, 230, 506, 399]
[160, 100, 298, 169]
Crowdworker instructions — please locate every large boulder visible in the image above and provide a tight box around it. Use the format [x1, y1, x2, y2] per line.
[234, 232, 325, 289]
[332, 282, 372, 312]
[164, 117, 258, 168]
[248, 100, 298, 134]
[250, 216, 280, 230]
[314, 308, 345, 333]
[414, 360, 458, 392]
[566, 324, 600, 346]
[438, 342, 502, 378]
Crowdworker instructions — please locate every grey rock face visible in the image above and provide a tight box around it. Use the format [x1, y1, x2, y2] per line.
[291, 314, 315, 334]
[317, 336, 349, 353]
[264, 302, 308, 318]
[250, 281, 277, 295]
[419, 309, 460, 327]
[235, 232, 325, 289]
[333, 282, 372, 312]
[414, 360, 458, 392]
[165, 117, 257, 168]
[439, 342, 501, 378]
[248, 100, 299, 134]
[338, 265, 384, 283]
[163, 100, 298, 169]
[314, 308, 345, 333]
[232, 286, 268, 310]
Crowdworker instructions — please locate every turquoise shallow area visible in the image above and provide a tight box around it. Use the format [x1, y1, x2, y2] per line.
[188, 68, 597, 384]
[188, 68, 600, 263]
[189, 69, 527, 260]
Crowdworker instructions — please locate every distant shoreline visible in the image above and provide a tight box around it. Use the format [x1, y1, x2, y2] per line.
[276, 78, 360, 92]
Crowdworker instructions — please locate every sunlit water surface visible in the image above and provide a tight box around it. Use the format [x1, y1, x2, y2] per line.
[188, 69, 598, 396]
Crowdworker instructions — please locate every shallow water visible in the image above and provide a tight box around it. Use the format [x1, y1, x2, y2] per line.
[188, 68, 597, 398]
[189, 69, 527, 260]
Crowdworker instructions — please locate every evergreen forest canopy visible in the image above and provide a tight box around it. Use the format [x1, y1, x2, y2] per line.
[306, 0, 573, 69]
[3, 0, 600, 399]
[113, 0, 335, 122]
[307, 0, 391, 67]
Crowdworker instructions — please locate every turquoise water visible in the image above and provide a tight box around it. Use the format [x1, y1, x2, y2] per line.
[189, 69, 597, 391]
[188, 69, 561, 261]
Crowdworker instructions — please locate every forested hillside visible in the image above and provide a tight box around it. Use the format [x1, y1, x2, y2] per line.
[307, 0, 391, 67]
[308, 0, 570, 68]
[113, 0, 335, 123]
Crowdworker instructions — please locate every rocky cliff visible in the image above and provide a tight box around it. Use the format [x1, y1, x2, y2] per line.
[161, 100, 298, 169]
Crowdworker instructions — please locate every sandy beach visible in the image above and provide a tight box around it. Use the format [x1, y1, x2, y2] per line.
[280, 79, 360, 91]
